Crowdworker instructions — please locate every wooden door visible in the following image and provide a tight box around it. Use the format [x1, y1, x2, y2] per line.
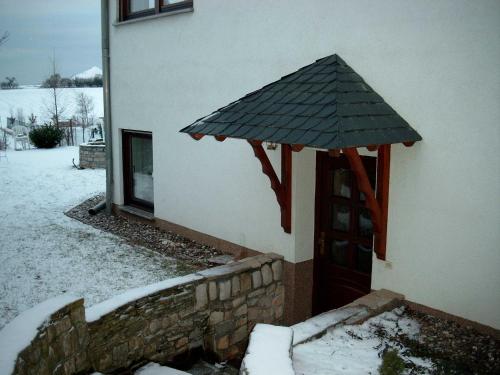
[313, 152, 376, 314]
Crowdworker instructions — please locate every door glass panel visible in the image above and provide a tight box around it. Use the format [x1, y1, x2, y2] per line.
[358, 208, 373, 237]
[332, 169, 351, 198]
[331, 240, 349, 267]
[131, 137, 154, 204]
[355, 244, 372, 273]
[332, 204, 350, 231]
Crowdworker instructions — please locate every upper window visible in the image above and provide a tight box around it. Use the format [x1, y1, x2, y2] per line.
[119, 0, 193, 21]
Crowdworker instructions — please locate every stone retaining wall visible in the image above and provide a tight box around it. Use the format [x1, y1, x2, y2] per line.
[6, 253, 284, 375]
[11, 298, 91, 375]
[79, 144, 105, 169]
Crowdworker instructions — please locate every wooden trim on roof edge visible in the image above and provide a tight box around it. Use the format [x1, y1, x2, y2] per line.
[248, 140, 292, 233]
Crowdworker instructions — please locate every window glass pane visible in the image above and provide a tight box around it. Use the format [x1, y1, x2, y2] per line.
[355, 244, 372, 273]
[132, 137, 154, 203]
[332, 168, 351, 198]
[358, 208, 373, 237]
[332, 204, 350, 232]
[162, 0, 188, 5]
[130, 0, 154, 13]
[331, 240, 349, 267]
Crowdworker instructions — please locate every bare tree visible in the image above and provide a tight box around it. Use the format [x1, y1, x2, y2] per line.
[75, 92, 94, 143]
[44, 53, 66, 128]
[0, 31, 9, 47]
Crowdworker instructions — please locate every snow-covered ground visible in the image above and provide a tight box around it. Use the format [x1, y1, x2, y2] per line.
[0, 87, 103, 126]
[0, 146, 189, 329]
[293, 307, 434, 375]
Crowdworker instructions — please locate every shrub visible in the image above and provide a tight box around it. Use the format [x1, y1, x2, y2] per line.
[379, 349, 405, 375]
[29, 125, 64, 148]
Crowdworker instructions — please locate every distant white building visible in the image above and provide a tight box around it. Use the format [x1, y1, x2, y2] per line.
[106, 0, 500, 331]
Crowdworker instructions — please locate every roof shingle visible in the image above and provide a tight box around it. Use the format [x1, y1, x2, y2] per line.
[180, 54, 422, 149]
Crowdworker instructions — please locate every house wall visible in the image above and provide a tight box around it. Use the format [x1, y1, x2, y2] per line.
[108, 0, 500, 329]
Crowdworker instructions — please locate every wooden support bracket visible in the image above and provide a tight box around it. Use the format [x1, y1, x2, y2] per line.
[249, 140, 292, 233]
[342, 146, 391, 260]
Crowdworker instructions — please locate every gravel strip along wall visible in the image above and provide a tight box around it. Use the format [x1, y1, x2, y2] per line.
[79, 144, 106, 169]
[6, 253, 284, 375]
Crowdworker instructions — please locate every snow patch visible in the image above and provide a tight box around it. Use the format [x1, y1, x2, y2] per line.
[86, 274, 203, 322]
[293, 307, 434, 375]
[72, 66, 103, 80]
[242, 324, 294, 375]
[0, 294, 80, 375]
[135, 362, 190, 375]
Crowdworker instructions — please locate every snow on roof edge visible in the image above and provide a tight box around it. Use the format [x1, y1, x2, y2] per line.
[86, 273, 204, 323]
[0, 294, 80, 375]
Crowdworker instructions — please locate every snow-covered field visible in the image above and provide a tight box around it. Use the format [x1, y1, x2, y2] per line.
[0, 147, 187, 329]
[0, 87, 103, 126]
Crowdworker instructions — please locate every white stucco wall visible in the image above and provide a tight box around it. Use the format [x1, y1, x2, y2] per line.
[109, 0, 500, 328]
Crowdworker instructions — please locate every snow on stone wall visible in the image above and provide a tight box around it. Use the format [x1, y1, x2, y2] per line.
[0, 295, 91, 375]
[0, 253, 284, 375]
[240, 324, 294, 375]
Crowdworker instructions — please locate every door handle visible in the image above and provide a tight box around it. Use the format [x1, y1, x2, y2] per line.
[319, 232, 326, 256]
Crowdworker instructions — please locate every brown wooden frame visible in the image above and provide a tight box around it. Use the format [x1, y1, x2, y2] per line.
[248, 141, 292, 233]
[122, 130, 154, 212]
[119, 0, 193, 21]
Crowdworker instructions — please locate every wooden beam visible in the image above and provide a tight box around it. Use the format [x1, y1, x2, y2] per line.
[214, 135, 226, 142]
[374, 144, 391, 260]
[403, 141, 415, 147]
[342, 148, 382, 233]
[328, 149, 340, 158]
[190, 133, 204, 141]
[366, 145, 378, 152]
[291, 144, 304, 152]
[281, 144, 292, 233]
[248, 140, 292, 233]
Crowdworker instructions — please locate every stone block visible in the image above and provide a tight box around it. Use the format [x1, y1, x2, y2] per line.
[271, 260, 283, 281]
[252, 271, 262, 289]
[230, 325, 247, 345]
[240, 273, 252, 292]
[217, 335, 229, 350]
[218, 279, 231, 301]
[232, 296, 245, 308]
[176, 337, 188, 348]
[209, 311, 224, 325]
[195, 283, 208, 310]
[149, 319, 162, 333]
[234, 304, 247, 317]
[231, 276, 240, 296]
[261, 264, 273, 286]
[112, 342, 129, 365]
[209, 281, 217, 301]
[54, 316, 72, 335]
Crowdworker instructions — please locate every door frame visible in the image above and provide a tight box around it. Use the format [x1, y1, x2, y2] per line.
[122, 129, 154, 212]
[312, 150, 375, 315]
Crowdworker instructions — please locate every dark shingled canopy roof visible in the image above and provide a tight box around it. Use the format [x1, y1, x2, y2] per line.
[180, 54, 421, 149]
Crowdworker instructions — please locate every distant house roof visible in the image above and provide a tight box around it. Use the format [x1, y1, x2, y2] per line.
[180, 54, 421, 149]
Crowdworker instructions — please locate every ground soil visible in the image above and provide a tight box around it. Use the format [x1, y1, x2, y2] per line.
[399, 307, 499, 374]
[65, 194, 227, 269]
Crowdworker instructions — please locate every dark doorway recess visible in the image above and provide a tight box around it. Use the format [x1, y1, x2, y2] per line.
[122, 130, 154, 212]
[313, 151, 376, 314]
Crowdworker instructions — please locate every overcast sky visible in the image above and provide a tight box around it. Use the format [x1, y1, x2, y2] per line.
[0, 0, 101, 85]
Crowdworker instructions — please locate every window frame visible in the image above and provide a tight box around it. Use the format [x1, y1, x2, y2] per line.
[122, 130, 154, 212]
[119, 0, 193, 22]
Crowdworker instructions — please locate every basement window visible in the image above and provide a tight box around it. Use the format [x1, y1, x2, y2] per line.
[119, 0, 193, 22]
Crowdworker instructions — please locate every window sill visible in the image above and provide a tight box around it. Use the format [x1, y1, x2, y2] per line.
[118, 205, 155, 221]
[114, 7, 193, 26]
